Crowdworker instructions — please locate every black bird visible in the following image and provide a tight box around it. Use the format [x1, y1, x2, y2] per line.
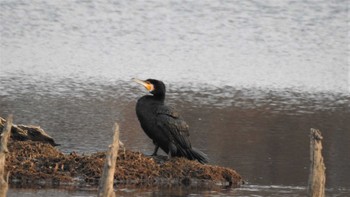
[133, 78, 208, 163]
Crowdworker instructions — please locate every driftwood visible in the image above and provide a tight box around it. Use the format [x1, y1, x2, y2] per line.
[98, 123, 120, 197]
[0, 115, 12, 197]
[307, 128, 326, 197]
[0, 117, 58, 146]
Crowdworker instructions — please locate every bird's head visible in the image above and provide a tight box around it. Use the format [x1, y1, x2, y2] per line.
[133, 78, 166, 98]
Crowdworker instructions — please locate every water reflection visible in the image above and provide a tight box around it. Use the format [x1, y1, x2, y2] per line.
[7, 185, 350, 197]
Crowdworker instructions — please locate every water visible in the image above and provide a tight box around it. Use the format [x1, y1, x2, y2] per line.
[6, 185, 350, 197]
[5, 185, 309, 197]
[1, 0, 348, 93]
[1, 0, 349, 196]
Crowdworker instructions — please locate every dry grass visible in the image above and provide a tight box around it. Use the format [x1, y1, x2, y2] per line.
[6, 140, 242, 187]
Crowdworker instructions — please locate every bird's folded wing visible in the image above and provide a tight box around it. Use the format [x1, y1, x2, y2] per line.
[156, 106, 192, 149]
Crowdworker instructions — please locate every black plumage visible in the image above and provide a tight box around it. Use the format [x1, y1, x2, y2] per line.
[133, 78, 208, 163]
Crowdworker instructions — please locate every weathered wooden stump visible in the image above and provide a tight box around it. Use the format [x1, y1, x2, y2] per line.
[0, 115, 12, 197]
[307, 128, 326, 197]
[98, 123, 120, 197]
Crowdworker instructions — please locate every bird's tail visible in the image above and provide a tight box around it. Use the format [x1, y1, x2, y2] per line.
[186, 148, 209, 164]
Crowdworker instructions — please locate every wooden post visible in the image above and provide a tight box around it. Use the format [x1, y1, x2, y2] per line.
[308, 128, 326, 197]
[0, 115, 13, 197]
[97, 123, 120, 197]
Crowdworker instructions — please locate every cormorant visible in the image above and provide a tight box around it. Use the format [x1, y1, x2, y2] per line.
[133, 78, 208, 164]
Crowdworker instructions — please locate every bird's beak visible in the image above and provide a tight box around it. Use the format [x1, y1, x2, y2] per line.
[132, 78, 154, 92]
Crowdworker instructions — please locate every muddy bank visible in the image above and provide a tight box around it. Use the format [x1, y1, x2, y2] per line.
[0, 117, 243, 187]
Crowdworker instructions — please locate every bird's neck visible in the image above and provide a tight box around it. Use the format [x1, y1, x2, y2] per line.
[141, 93, 165, 104]
[153, 93, 165, 102]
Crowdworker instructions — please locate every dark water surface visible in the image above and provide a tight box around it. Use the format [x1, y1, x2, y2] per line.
[1, 77, 350, 196]
[5, 185, 310, 197]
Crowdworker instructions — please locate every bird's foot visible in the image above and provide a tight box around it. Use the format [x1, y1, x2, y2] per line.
[143, 153, 157, 157]
[152, 145, 159, 156]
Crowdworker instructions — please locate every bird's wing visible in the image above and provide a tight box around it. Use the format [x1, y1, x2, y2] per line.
[156, 106, 192, 149]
